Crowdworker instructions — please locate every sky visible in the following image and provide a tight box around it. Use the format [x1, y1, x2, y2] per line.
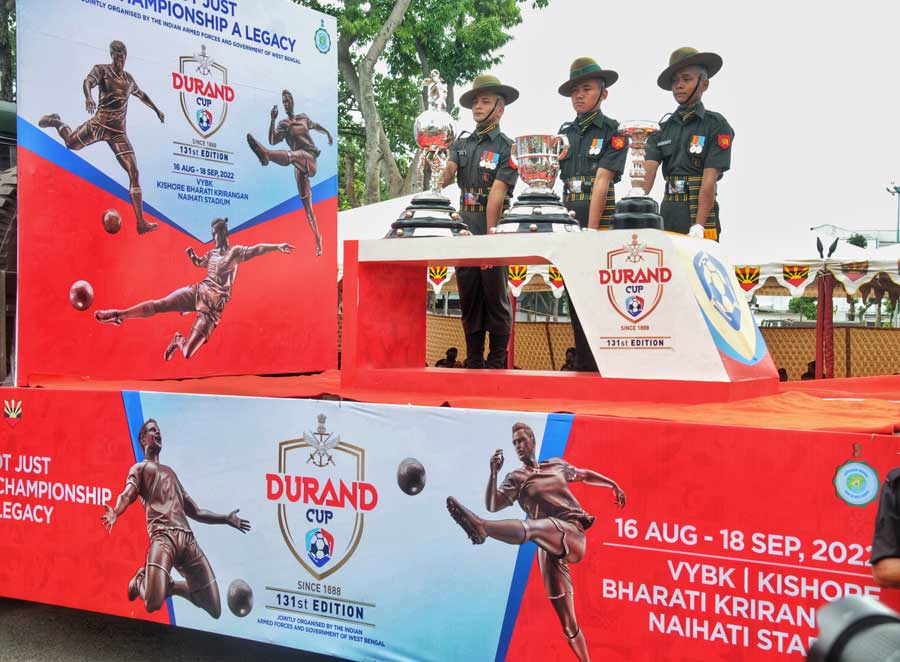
[473, 0, 900, 255]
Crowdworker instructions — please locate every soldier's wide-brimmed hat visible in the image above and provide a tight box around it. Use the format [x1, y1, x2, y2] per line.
[459, 74, 520, 109]
[657, 47, 723, 89]
[558, 57, 619, 96]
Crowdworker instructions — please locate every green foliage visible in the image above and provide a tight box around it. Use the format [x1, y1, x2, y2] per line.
[788, 296, 818, 321]
[847, 233, 868, 249]
[295, 0, 549, 208]
[0, 0, 15, 102]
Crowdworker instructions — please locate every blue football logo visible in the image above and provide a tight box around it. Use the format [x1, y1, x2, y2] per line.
[305, 527, 334, 568]
[196, 108, 213, 132]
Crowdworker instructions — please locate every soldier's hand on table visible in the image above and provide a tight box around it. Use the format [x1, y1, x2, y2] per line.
[688, 224, 704, 238]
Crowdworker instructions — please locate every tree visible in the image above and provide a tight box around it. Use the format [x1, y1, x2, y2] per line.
[847, 233, 868, 249]
[296, 0, 549, 207]
[0, 0, 14, 102]
[788, 296, 817, 321]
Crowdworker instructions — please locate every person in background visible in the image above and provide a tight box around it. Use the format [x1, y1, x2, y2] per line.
[435, 347, 462, 368]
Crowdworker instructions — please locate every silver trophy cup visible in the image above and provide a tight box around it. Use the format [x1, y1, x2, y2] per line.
[387, 70, 467, 237]
[414, 70, 455, 200]
[510, 134, 569, 195]
[618, 120, 659, 197]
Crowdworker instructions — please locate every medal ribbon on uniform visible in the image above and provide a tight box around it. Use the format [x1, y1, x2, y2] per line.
[689, 135, 705, 154]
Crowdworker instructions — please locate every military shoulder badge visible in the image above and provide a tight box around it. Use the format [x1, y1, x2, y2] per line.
[717, 134, 732, 149]
[610, 135, 626, 150]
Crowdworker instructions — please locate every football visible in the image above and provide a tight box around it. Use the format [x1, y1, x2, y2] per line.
[102, 208, 122, 234]
[226, 578, 253, 617]
[69, 280, 94, 311]
[308, 531, 331, 562]
[397, 457, 426, 496]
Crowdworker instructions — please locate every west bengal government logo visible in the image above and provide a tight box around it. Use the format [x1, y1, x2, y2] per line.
[314, 20, 332, 54]
[598, 234, 671, 323]
[833, 461, 879, 507]
[266, 414, 378, 580]
[173, 45, 234, 139]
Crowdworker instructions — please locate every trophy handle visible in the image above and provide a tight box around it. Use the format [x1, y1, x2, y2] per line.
[554, 134, 569, 161]
[510, 142, 519, 170]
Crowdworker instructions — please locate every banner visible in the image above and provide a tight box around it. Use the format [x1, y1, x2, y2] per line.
[1, 388, 898, 660]
[16, 0, 337, 383]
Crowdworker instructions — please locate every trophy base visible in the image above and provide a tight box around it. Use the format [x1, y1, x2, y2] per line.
[386, 192, 469, 238]
[411, 190, 451, 205]
[610, 195, 663, 231]
[494, 188, 581, 234]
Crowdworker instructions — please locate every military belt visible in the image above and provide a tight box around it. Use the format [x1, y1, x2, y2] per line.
[563, 178, 616, 229]
[663, 175, 719, 240]
[459, 186, 511, 213]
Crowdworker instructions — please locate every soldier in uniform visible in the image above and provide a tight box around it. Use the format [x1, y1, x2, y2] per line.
[101, 419, 250, 618]
[440, 75, 519, 369]
[643, 47, 734, 241]
[39, 40, 164, 235]
[557, 58, 628, 371]
[247, 90, 333, 257]
[871, 467, 900, 588]
[447, 422, 626, 662]
[93, 217, 294, 360]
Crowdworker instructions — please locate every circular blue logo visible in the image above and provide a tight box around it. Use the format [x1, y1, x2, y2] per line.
[315, 21, 332, 54]
[833, 461, 879, 506]
[693, 251, 741, 331]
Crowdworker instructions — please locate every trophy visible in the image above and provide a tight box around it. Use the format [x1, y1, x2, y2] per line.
[510, 134, 569, 195]
[495, 134, 580, 234]
[618, 121, 658, 196]
[609, 121, 663, 231]
[387, 70, 468, 238]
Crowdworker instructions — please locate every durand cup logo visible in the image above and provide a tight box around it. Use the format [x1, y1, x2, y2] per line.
[598, 234, 671, 323]
[174, 45, 235, 139]
[266, 414, 378, 580]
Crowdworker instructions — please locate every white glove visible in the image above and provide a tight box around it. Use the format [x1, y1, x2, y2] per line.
[688, 224, 705, 239]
